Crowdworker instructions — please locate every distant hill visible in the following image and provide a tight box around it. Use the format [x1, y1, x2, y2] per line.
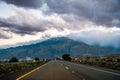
[0, 37, 120, 59]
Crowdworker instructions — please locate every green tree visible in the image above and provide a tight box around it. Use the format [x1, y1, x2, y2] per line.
[62, 54, 72, 61]
[35, 58, 39, 61]
[9, 57, 18, 63]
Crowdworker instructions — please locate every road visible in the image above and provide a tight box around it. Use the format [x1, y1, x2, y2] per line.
[16, 60, 120, 80]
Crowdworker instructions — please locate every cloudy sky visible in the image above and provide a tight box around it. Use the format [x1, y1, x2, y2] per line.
[0, 0, 120, 48]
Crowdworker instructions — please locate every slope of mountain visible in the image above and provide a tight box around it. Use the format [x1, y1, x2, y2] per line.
[0, 37, 119, 59]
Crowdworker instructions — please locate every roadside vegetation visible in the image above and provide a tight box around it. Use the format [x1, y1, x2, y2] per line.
[0, 57, 49, 76]
[62, 54, 72, 61]
[73, 55, 120, 70]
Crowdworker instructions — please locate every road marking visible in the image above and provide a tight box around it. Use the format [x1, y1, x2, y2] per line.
[86, 66, 120, 76]
[75, 64, 120, 76]
[16, 62, 49, 80]
[65, 66, 69, 70]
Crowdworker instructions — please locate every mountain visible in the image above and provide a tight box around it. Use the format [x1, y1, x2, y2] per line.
[0, 37, 120, 59]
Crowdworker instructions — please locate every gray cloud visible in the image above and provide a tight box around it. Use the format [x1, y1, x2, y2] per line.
[0, 10, 49, 35]
[1, 0, 44, 8]
[0, 8, 65, 36]
[0, 18, 46, 35]
[2, 0, 120, 27]
[0, 33, 10, 39]
[46, 0, 120, 27]
[0, 27, 11, 39]
[0, 0, 120, 48]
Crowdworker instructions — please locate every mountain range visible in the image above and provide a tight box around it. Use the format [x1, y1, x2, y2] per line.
[0, 37, 120, 59]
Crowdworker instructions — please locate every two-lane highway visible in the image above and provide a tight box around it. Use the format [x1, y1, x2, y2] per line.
[17, 61, 81, 80]
[16, 60, 120, 80]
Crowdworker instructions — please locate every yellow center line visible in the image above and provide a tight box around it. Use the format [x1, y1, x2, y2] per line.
[16, 62, 49, 80]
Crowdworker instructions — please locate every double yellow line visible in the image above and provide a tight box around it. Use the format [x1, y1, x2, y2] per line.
[16, 62, 48, 80]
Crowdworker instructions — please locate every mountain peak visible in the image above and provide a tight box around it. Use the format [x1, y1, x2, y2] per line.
[0, 37, 120, 59]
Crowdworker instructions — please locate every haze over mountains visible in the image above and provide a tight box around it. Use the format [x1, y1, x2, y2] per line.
[0, 37, 120, 59]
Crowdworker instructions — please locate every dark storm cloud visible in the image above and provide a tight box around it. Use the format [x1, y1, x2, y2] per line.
[1, 0, 120, 27]
[45, 0, 120, 27]
[0, 7, 65, 36]
[0, 15, 48, 35]
[1, 0, 44, 8]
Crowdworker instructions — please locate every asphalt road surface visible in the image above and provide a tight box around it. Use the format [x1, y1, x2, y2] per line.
[16, 60, 120, 80]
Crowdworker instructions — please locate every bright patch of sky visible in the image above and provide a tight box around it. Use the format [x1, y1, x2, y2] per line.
[0, 1, 16, 18]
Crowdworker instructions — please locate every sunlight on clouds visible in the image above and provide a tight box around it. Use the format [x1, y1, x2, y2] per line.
[0, 28, 71, 48]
